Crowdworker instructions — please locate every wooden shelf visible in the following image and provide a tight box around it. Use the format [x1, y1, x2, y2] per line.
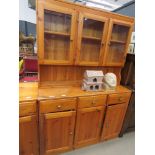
[82, 35, 102, 41]
[110, 40, 126, 44]
[44, 30, 70, 37]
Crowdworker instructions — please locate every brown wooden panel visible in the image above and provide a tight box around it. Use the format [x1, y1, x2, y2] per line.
[101, 103, 128, 141]
[74, 106, 105, 148]
[78, 95, 107, 109]
[39, 65, 122, 85]
[103, 19, 133, 66]
[39, 98, 77, 113]
[39, 111, 76, 155]
[42, 0, 134, 23]
[19, 115, 39, 155]
[107, 93, 131, 105]
[19, 101, 37, 117]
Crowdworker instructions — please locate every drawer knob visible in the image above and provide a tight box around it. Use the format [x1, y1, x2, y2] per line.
[57, 105, 62, 109]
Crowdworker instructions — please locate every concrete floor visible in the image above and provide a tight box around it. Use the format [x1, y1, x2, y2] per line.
[62, 132, 135, 155]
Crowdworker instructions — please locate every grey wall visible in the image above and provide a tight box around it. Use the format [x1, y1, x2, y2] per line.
[113, 2, 135, 17]
[113, 1, 135, 31]
[19, 20, 36, 37]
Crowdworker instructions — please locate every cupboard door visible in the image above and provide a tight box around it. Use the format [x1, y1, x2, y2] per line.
[40, 111, 76, 155]
[74, 106, 105, 148]
[38, 2, 76, 65]
[76, 13, 108, 66]
[19, 115, 38, 155]
[101, 103, 128, 141]
[104, 19, 133, 66]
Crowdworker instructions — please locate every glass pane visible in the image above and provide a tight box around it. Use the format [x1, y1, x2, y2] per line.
[44, 34, 70, 60]
[44, 10, 71, 34]
[111, 24, 129, 42]
[107, 43, 125, 64]
[80, 39, 101, 62]
[82, 18, 104, 39]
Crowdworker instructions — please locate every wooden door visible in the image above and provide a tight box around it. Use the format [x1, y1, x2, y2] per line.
[103, 19, 133, 66]
[40, 111, 76, 155]
[19, 115, 38, 155]
[76, 12, 108, 66]
[37, 1, 77, 65]
[74, 106, 105, 148]
[101, 103, 128, 141]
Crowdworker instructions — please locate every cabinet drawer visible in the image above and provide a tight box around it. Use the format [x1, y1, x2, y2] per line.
[107, 93, 131, 105]
[19, 101, 36, 117]
[39, 98, 77, 113]
[78, 95, 107, 109]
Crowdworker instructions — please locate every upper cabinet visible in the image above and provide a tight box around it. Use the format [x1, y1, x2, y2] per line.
[103, 19, 133, 66]
[38, 2, 76, 65]
[37, 0, 134, 66]
[76, 13, 108, 66]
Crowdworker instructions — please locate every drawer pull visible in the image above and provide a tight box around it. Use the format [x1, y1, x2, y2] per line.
[57, 105, 62, 109]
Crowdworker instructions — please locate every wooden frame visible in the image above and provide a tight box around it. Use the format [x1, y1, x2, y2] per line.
[76, 12, 109, 66]
[19, 115, 39, 155]
[74, 106, 105, 148]
[103, 19, 133, 66]
[101, 103, 128, 141]
[37, 1, 77, 65]
[39, 111, 76, 155]
[37, 0, 134, 86]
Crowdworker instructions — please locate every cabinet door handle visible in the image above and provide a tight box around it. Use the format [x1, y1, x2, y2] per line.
[105, 123, 109, 129]
[98, 122, 102, 128]
[69, 132, 73, 135]
[119, 97, 124, 101]
[92, 101, 96, 105]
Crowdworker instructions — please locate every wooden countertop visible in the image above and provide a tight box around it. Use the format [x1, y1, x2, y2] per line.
[19, 82, 131, 102]
[38, 85, 131, 100]
[19, 82, 38, 102]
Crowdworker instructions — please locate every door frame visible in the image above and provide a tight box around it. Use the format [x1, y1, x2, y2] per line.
[37, 1, 77, 65]
[74, 106, 105, 148]
[19, 115, 39, 155]
[76, 12, 109, 66]
[101, 103, 128, 141]
[39, 111, 76, 155]
[103, 18, 133, 66]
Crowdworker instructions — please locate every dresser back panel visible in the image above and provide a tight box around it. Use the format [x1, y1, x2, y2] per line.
[39, 65, 121, 86]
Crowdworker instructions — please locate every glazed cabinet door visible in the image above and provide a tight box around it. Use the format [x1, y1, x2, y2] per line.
[40, 111, 76, 155]
[74, 106, 105, 148]
[76, 12, 108, 66]
[37, 1, 76, 65]
[19, 115, 38, 155]
[101, 103, 128, 141]
[104, 19, 133, 66]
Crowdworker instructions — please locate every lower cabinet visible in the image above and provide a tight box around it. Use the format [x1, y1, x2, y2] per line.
[39, 111, 76, 155]
[19, 115, 39, 155]
[19, 92, 131, 155]
[74, 106, 105, 148]
[101, 103, 128, 141]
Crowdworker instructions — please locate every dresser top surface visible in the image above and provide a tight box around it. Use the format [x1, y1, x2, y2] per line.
[19, 82, 38, 102]
[19, 82, 131, 102]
